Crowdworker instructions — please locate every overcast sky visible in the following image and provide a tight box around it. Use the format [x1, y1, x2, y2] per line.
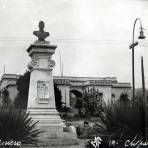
[0, 0, 148, 88]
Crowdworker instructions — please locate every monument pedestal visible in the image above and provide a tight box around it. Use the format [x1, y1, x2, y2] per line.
[26, 41, 79, 147]
[27, 41, 64, 135]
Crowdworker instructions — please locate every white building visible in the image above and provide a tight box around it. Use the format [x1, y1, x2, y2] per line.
[0, 74, 131, 108]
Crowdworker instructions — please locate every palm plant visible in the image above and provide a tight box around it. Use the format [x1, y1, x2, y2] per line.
[0, 107, 42, 145]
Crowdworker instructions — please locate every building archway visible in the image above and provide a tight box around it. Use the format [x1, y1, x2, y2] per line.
[70, 90, 83, 114]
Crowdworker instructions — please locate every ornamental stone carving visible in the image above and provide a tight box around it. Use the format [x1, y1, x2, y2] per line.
[32, 59, 39, 67]
[27, 59, 39, 70]
[48, 59, 55, 70]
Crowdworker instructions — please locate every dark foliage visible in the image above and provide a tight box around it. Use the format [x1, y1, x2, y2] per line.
[14, 71, 30, 109]
[98, 99, 147, 140]
[0, 107, 42, 145]
[54, 83, 62, 111]
[75, 98, 83, 116]
[1, 88, 11, 106]
[135, 88, 148, 105]
[82, 88, 105, 117]
[119, 93, 130, 105]
[84, 97, 147, 147]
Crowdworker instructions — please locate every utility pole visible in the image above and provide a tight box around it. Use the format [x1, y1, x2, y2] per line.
[141, 56, 147, 139]
[3, 65, 5, 74]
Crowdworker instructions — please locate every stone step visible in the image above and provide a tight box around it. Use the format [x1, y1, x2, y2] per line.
[39, 132, 77, 139]
[35, 119, 63, 124]
[22, 145, 82, 148]
[27, 108, 60, 114]
[36, 124, 63, 132]
[40, 138, 79, 145]
[22, 138, 81, 148]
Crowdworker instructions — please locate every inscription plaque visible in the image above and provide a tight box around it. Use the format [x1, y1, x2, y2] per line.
[37, 81, 50, 104]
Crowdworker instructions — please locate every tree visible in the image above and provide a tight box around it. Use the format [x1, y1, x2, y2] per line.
[82, 88, 105, 117]
[14, 71, 30, 109]
[54, 83, 62, 111]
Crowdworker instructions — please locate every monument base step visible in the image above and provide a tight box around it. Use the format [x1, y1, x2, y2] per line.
[22, 145, 82, 148]
[36, 124, 64, 132]
[27, 108, 65, 132]
[22, 138, 82, 148]
[39, 131, 77, 139]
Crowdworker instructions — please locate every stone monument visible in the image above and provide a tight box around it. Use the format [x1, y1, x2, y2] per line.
[26, 21, 79, 147]
[27, 21, 64, 134]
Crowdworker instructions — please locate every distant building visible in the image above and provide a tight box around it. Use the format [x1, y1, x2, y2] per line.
[0, 74, 131, 108]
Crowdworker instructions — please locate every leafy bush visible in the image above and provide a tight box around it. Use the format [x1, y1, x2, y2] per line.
[99, 99, 147, 140]
[84, 98, 147, 147]
[0, 107, 42, 145]
[83, 88, 105, 117]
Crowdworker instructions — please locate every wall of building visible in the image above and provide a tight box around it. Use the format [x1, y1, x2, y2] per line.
[0, 74, 131, 108]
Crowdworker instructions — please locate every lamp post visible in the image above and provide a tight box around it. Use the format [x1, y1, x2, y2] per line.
[129, 18, 145, 102]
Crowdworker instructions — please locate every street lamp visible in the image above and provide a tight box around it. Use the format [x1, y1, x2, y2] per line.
[129, 18, 146, 102]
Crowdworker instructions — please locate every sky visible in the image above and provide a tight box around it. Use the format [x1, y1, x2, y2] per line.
[0, 0, 148, 88]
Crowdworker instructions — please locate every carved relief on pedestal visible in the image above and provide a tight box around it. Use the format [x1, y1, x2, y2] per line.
[37, 80, 50, 104]
[48, 59, 55, 70]
[27, 59, 39, 70]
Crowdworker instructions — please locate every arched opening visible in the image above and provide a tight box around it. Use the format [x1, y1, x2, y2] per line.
[70, 90, 83, 98]
[70, 90, 83, 114]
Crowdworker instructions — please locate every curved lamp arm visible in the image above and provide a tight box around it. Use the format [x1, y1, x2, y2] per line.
[129, 18, 145, 49]
[132, 18, 143, 43]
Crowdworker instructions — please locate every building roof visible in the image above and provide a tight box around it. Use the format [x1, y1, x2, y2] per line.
[0, 74, 131, 89]
[112, 83, 131, 88]
[53, 76, 118, 82]
[1, 74, 20, 81]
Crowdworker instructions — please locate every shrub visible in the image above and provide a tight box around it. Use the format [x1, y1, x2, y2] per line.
[0, 107, 42, 145]
[99, 100, 147, 140]
[82, 88, 105, 117]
